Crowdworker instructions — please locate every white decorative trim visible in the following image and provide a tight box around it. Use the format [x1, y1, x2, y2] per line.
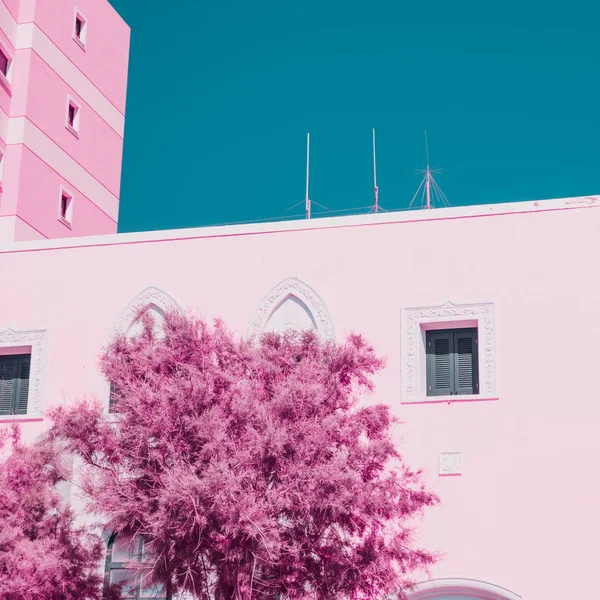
[247, 277, 334, 341]
[406, 577, 522, 600]
[0, 328, 49, 418]
[401, 301, 496, 402]
[114, 286, 182, 336]
[104, 288, 182, 410]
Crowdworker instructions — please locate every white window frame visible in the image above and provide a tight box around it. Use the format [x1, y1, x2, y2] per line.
[0, 328, 49, 420]
[401, 301, 497, 403]
[0, 38, 14, 93]
[58, 186, 74, 228]
[73, 8, 88, 50]
[66, 96, 81, 137]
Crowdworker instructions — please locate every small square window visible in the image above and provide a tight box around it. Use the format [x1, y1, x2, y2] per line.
[66, 98, 80, 136]
[59, 189, 73, 227]
[0, 354, 31, 416]
[73, 10, 87, 49]
[426, 328, 479, 397]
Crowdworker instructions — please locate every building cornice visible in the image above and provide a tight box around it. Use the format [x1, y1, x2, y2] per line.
[0, 195, 598, 255]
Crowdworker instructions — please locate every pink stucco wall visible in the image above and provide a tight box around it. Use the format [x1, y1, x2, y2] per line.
[0, 143, 25, 214]
[11, 145, 117, 238]
[0, 0, 128, 243]
[0, 197, 598, 600]
[23, 51, 124, 196]
[2, 0, 18, 20]
[30, 0, 130, 113]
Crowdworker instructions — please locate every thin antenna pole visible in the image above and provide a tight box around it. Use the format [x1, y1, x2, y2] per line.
[305, 133, 311, 220]
[410, 130, 450, 210]
[424, 130, 431, 210]
[372, 128, 379, 213]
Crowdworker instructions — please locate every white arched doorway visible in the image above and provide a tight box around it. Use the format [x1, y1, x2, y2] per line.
[406, 578, 522, 600]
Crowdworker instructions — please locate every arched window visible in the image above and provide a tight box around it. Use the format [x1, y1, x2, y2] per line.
[247, 277, 334, 341]
[114, 287, 182, 340]
[265, 295, 317, 334]
[108, 287, 182, 411]
[104, 533, 165, 599]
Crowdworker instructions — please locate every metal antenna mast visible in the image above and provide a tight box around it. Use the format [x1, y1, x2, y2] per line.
[372, 128, 379, 213]
[286, 133, 329, 219]
[409, 130, 450, 210]
[305, 132, 311, 219]
[424, 130, 431, 209]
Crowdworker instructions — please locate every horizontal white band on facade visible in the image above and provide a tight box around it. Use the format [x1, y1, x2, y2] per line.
[0, 2, 18, 47]
[7, 117, 119, 220]
[0, 215, 46, 243]
[0, 216, 18, 242]
[0, 105, 8, 142]
[0, 2, 125, 137]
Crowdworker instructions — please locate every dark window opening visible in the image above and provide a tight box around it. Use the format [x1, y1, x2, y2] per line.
[68, 104, 76, 127]
[75, 17, 83, 38]
[426, 328, 479, 396]
[60, 193, 70, 220]
[108, 382, 121, 412]
[0, 49, 8, 77]
[0, 354, 31, 415]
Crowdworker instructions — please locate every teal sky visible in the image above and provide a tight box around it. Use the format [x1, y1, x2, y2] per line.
[110, 0, 599, 233]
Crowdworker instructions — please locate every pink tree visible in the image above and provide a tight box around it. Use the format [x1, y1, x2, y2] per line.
[51, 311, 438, 600]
[0, 425, 121, 600]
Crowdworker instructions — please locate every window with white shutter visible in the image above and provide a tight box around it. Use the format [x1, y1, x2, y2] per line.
[0, 354, 31, 415]
[426, 328, 478, 396]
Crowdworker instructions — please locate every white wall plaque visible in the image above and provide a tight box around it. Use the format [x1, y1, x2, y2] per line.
[439, 451, 462, 476]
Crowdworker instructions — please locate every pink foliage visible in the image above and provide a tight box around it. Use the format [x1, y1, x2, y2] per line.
[0, 426, 118, 600]
[51, 311, 438, 600]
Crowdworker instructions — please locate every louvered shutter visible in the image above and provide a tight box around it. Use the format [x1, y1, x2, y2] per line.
[109, 383, 118, 412]
[453, 329, 479, 395]
[14, 356, 31, 414]
[0, 358, 17, 415]
[426, 331, 454, 396]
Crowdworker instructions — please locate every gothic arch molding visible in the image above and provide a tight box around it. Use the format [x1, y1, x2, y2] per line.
[406, 578, 522, 600]
[247, 277, 334, 341]
[113, 286, 182, 337]
[104, 287, 182, 410]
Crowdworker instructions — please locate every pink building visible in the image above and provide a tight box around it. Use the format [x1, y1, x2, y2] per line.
[1, 4, 599, 600]
[3, 195, 600, 600]
[0, 0, 129, 242]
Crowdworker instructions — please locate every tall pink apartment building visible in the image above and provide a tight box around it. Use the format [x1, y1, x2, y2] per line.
[0, 0, 129, 242]
[1, 3, 599, 600]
